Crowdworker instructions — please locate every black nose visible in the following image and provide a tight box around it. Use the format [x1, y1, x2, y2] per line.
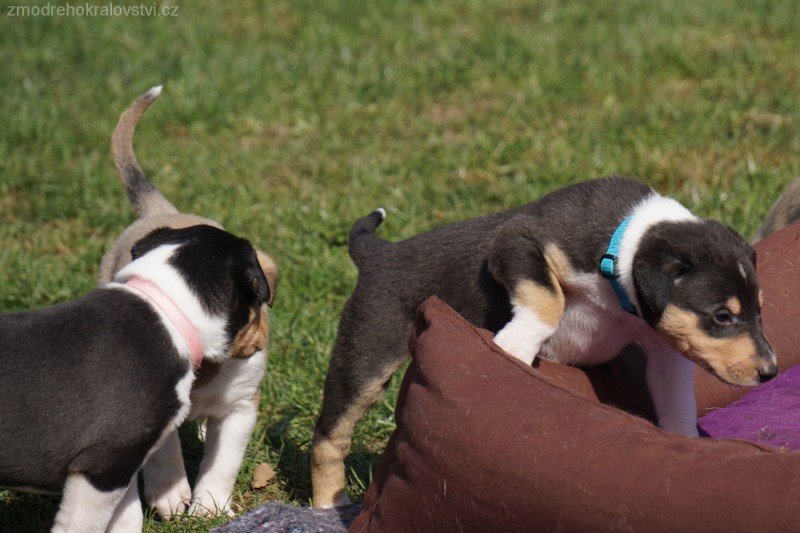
[758, 363, 778, 382]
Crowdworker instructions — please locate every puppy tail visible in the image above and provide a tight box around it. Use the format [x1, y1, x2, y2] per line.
[111, 85, 179, 218]
[348, 208, 387, 265]
[752, 177, 800, 243]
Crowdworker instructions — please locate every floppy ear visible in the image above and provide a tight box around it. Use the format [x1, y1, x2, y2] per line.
[632, 253, 690, 322]
[256, 251, 279, 307]
[246, 263, 272, 307]
[130, 226, 176, 260]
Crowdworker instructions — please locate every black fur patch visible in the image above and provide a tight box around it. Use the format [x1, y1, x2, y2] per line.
[0, 291, 183, 492]
[132, 225, 270, 340]
[633, 219, 759, 331]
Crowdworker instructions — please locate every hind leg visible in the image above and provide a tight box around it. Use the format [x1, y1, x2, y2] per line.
[106, 474, 144, 533]
[52, 473, 130, 533]
[311, 328, 408, 508]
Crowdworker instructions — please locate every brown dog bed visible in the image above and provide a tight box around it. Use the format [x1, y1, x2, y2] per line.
[350, 222, 800, 532]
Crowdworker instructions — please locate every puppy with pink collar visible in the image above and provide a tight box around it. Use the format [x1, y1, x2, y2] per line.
[99, 86, 279, 519]
[0, 224, 270, 532]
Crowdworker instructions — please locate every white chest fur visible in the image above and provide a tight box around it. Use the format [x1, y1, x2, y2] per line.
[539, 273, 654, 365]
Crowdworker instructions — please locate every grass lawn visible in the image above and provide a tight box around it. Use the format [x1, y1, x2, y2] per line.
[1, 0, 799, 530]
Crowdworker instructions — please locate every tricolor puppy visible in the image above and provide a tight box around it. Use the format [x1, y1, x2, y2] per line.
[0, 224, 271, 533]
[311, 176, 778, 508]
[99, 86, 278, 518]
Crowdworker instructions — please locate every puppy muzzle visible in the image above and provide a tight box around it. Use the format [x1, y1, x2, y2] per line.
[756, 339, 778, 383]
[758, 358, 779, 382]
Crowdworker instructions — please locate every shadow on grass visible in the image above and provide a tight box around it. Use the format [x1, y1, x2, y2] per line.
[265, 411, 382, 507]
[0, 492, 60, 533]
[0, 425, 206, 531]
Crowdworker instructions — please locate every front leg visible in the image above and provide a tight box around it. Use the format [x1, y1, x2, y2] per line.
[142, 429, 192, 519]
[188, 398, 258, 517]
[488, 226, 568, 364]
[644, 339, 699, 436]
[494, 303, 559, 364]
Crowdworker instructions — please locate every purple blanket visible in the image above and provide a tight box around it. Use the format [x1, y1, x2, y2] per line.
[699, 364, 800, 450]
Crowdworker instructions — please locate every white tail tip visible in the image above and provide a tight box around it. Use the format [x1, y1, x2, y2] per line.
[146, 85, 163, 98]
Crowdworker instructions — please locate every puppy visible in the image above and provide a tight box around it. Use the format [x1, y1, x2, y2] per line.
[0, 224, 271, 532]
[98, 86, 279, 518]
[311, 176, 777, 508]
[753, 177, 800, 242]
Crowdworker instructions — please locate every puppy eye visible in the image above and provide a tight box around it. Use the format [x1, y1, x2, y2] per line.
[713, 308, 734, 326]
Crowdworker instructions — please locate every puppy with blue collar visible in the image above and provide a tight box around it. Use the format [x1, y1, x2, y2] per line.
[311, 176, 778, 508]
[0, 224, 271, 532]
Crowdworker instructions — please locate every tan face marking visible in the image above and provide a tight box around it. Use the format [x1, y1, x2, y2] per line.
[230, 306, 269, 359]
[657, 304, 760, 385]
[511, 244, 570, 327]
[725, 297, 742, 316]
[758, 290, 764, 309]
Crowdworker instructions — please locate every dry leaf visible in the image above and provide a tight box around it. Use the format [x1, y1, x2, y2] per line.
[251, 463, 276, 489]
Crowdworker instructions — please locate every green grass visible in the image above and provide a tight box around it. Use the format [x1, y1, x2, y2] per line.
[1, 0, 799, 530]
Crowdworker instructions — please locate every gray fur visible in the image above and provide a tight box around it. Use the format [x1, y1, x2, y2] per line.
[753, 177, 800, 242]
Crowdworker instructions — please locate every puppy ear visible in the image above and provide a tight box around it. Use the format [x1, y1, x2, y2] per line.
[246, 264, 272, 307]
[256, 251, 279, 307]
[130, 226, 175, 260]
[633, 254, 690, 321]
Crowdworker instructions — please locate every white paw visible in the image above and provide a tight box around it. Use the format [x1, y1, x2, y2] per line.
[493, 307, 554, 365]
[493, 329, 538, 364]
[187, 491, 234, 518]
[145, 477, 192, 519]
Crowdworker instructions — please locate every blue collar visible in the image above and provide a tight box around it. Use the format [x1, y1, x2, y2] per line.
[599, 217, 639, 316]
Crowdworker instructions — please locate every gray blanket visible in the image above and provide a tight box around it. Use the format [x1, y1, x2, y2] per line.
[212, 502, 362, 532]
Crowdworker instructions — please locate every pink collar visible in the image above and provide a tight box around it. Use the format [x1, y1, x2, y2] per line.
[125, 276, 204, 370]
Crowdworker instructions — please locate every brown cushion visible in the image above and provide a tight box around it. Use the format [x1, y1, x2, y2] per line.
[350, 296, 800, 532]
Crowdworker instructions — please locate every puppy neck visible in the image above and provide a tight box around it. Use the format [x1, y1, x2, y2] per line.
[615, 193, 698, 313]
[110, 243, 229, 366]
[125, 276, 204, 369]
